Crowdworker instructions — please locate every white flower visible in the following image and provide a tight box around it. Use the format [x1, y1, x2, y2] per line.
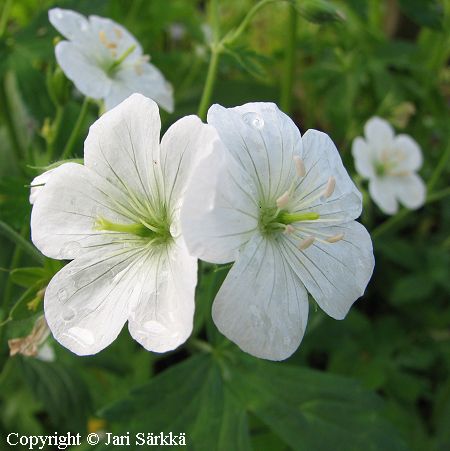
[31, 94, 213, 355]
[29, 168, 56, 205]
[49, 8, 174, 112]
[352, 116, 425, 215]
[180, 102, 375, 361]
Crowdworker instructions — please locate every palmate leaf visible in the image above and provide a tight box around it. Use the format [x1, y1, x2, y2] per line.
[18, 357, 92, 432]
[99, 350, 409, 450]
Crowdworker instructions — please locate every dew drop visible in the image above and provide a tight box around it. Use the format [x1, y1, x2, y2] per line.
[58, 288, 68, 301]
[243, 112, 264, 130]
[62, 306, 76, 322]
[66, 327, 95, 347]
[169, 222, 180, 237]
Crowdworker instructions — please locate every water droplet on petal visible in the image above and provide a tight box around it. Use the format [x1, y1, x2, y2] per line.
[61, 241, 81, 259]
[242, 112, 264, 130]
[66, 327, 95, 347]
[58, 288, 68, 301]
[62, 306, 76, 321]
[169, 222, 180, 238]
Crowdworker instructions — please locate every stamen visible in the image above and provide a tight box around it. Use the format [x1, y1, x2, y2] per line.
[284, 224, 295, 235]
[298, 236, 315, 250]
[114, 27, 123, 39]
[326, 233, 344, 243]
[99, 30, 107, 45]
[322, 176, 336, 199]
[293, 156, 306, 177]
[276, 190, 290, 208]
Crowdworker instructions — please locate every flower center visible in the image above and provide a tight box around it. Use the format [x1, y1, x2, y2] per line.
[259, 156, 345, 250]
[375, 148, 409, 177]
[94, 209, 172, 246]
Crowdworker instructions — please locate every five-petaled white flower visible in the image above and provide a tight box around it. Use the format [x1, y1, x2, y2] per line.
[31, 93, 213, 355]
[352, 116, 425, 215]
[181, 102, 375, 361]
[49, 8, 174, 112]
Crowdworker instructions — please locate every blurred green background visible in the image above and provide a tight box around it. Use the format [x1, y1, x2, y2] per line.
[0, 0, 449, 450]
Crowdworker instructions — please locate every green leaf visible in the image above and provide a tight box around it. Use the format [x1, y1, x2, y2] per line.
[294, 0, 345, 24]
[100, 354, 251, 450]
[18, 357, 92, 432]
[230, 354, 409, 451]
[10, 267, 48, 287]
[101, 351, 408, 451]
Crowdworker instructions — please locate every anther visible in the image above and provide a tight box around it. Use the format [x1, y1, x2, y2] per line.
[326, 233, 344, 243]
[298, 236, 315, 250]
[284, 224, 295, 235]
[293, 156, 306, 177]
[322, 176, 336, 199]
[276, 190, 290, 208]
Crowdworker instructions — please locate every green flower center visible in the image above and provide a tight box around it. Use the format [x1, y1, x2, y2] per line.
[258, 204, 320, 237]
[95, 208, 172, 246]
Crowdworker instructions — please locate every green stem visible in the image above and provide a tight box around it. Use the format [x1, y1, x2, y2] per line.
[0, 0, 12, 38]
[0, 221, 44, 264]
[197, 48, 221, 121]
[0, 77, 24, 162]
[372, 186, 450, 239]
[47, 106, 64, 161]
[3, 225, 26, 308]
[223, 0, 279, 47]
[61, 97, 90, 159]
[280, 3, 297, 114]
[427, 141, 450, 192]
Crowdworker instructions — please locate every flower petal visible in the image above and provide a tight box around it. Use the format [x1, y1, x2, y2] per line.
[106, 62, 174, 112]
[88, 15, 142, 58]
[393, 134, 423, 172]
[49, 8, 90, 42]
[31, 162, 133, 260]
[44, 243, 145, 355]
[128, 239, 196, 352]
[212, 234, 309, 361]
[29, 168, 56, 205]
[351, 136, 375, 179]
[394, 173, 426, 210]
[368, 177, 399, 214]
[280, 221, 374, 320]
[55, 41, 111, 99]
[84, 93, 161, 203]
[207, 102, 303, 202]
[292, 129, 362, 223]
[180, 144, 258, 264]
[160, 116, 216, 211]
[364, 116, 395, 152]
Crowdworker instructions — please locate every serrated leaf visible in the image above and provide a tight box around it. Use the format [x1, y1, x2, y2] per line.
[100, 351, 408, 451]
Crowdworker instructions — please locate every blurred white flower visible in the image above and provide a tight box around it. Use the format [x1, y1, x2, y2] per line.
[352, 117, 425, 215]
[29, 168, 56, 204]
[48, 8, 174, 112]
[31, 94, 214, 355]
[181, 102, 374, 361]
[8, 315, 55, 361]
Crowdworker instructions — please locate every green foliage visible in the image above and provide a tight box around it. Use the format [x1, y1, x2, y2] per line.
[101, 350, 408, 450]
